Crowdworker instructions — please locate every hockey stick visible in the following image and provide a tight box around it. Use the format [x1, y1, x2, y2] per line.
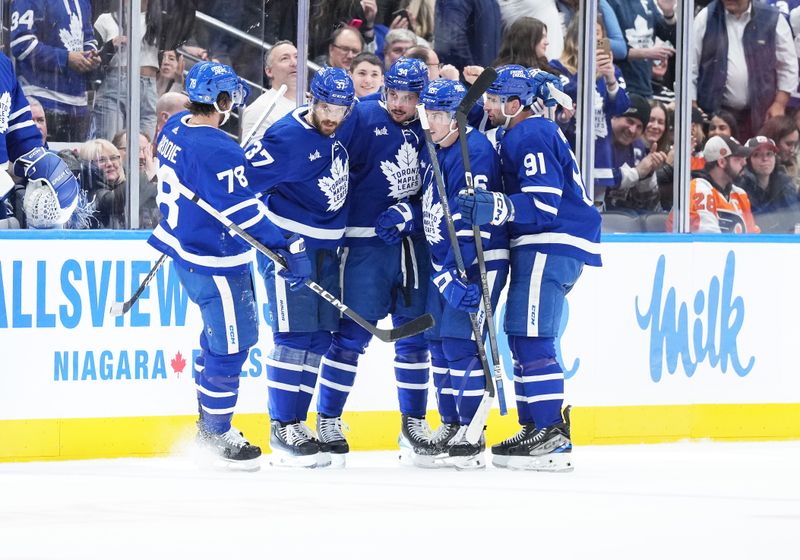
[455, 68, 511, 438]
[109, 89, 291, 318]
[184, 190, 434, 343]
[418, 105, 495, 445]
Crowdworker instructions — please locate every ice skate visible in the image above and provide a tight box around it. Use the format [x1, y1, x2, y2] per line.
[196, 424, 261, 472]
[444, 425, 486, 470]
[506, 406, 574, 472]
[316, 414, 349, 468]
[269, 420, 321, 468]
[398, 415, 443, 468]
[490, 423, 537, 468]
[430, 422, 461, 454]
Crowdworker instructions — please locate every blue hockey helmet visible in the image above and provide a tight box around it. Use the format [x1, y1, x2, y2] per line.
[384, 57, 429, 93]
[486, 64, 534, 106]
[310, 67, 356, 106]
[420, 79, 467, 114]
[185, 61, 250, 108]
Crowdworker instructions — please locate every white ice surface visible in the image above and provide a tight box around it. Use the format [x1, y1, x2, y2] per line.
[1, 442, 799, 560]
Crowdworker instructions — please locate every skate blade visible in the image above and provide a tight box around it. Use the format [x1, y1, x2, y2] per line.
[445, 454, 486, 471]
[491, 454, 511, 469]
[506, 452, 574, 472]
[398, 447, 451, 469]
[269, 450, 320, 469]
[193, 446, 262, 472]
[319, 452, 346, 469]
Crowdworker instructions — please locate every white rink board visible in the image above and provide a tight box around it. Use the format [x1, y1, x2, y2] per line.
[1, 232, 799, 421]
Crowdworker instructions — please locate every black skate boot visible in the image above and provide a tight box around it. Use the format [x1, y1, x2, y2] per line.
[507, 406, 573, 472]
[398, 415, 443, 468]
[490, 423, 537, 469]
[196, 423, 261, 471]
[269, 420, 321, 468]
[446, 425, 486, 470]
[430, 422, 461, 455]
[316, 414, 349, 468]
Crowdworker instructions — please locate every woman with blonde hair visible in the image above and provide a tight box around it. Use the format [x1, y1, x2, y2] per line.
[79, 139, 127, 229]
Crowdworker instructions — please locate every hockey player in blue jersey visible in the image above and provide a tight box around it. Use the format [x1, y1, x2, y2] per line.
[311, 57, 435, 467]
[457, 66, 602, 472]
[245, 67, 356, 468]
[147, 61, 312, 471]
[0, 52, 80, 229]
[418, 79, 509, 469]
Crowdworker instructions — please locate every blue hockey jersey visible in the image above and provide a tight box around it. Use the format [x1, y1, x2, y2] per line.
[10, 0, 97, 112]
[421, 128, 507, 273]
[147, 112, 286, 275]
[246, 106, 353, 250]
[342, 100, 424, 247]
[499, 116, 602, 266]
[0, 53, 42, 168]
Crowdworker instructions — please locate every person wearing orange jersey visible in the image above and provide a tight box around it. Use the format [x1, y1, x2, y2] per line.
[666, 135, 760, 233]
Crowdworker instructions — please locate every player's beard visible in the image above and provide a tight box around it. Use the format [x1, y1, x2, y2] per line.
[723, 159, 741, 182]
[310, 109, 341, 136]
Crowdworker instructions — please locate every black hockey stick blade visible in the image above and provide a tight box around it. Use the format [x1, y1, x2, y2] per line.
[377, 313, 435, 343]
[109, 253, 168, 316]
[457, 67, 498, 116]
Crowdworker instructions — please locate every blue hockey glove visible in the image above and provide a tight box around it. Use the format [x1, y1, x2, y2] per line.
[14, 147, 80, 228]
[457, 189, 514, 226]
[433, 269, 481, 313]
[529, 69, 562, 107]
[375, 202, 414, 245]
[277, 234, 312, 291]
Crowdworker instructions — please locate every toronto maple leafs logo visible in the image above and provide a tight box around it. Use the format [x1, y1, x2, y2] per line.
[319, 156, 349, 212]
[422, 182, 443, 245]
[59, 14, 84, 52]
[380, 140, 420, 200]
[309, 150, 321, 161]
[0, 92, 11, 134]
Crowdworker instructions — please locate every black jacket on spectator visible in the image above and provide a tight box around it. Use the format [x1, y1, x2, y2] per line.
[737, 167, 800, 233]
[696, 0, 779, 135]
[435, 0, 501, 69]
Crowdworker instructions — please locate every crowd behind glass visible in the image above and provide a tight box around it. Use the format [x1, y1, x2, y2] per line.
[3, 0, 798, 234]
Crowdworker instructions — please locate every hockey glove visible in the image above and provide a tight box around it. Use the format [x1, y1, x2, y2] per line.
[375, 202, 414, 245]
[433, 269, 481, 313]
[277, 234, 312, 291]
[457, 189, 514, 226]
[529, 69, 563, 107]
[14, 147, 80, 228]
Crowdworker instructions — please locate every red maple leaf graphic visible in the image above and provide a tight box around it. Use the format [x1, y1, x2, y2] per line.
[171, 352, 187, 377]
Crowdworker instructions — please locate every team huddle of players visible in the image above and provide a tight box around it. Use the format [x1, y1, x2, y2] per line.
[146, 56, 602, 473]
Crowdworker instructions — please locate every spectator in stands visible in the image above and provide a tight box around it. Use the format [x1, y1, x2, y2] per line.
[737, 135, 800, 232]
[608, 0, 676, 98]
[350, 52, 384, 98]
[435, 0, 501, 69]
[241, 41, 298, 141]
[693, 0, 798, 142]
[493, 17, 559, 75]
[608, 94, 668, 212]
[79, 138, 158, 229]
[496, 0, 565, 60]
[665, 135, 760, 233]
[326, 26, 365, 70]
[309, 1, 373, 62]
[382, 28, 417, 70]
[550, 16, 630, 207]
[708, 110, 739, 141]
[759, 115, 800, 184]
[157, 50, 185, 96]
[112, 130, 157, 184]
[154, 91, 189, 143]
[28, 97, 48, 145]
[405, 45, 458, 80]
[656, 107, 708, 212]
[376, 1, 436, 42]
[644, 100, 672, 153]
[91, 0, 160, 141]
[10, 0, 100, 142]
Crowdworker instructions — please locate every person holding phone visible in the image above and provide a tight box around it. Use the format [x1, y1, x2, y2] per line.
[550, 17, 630, 207]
